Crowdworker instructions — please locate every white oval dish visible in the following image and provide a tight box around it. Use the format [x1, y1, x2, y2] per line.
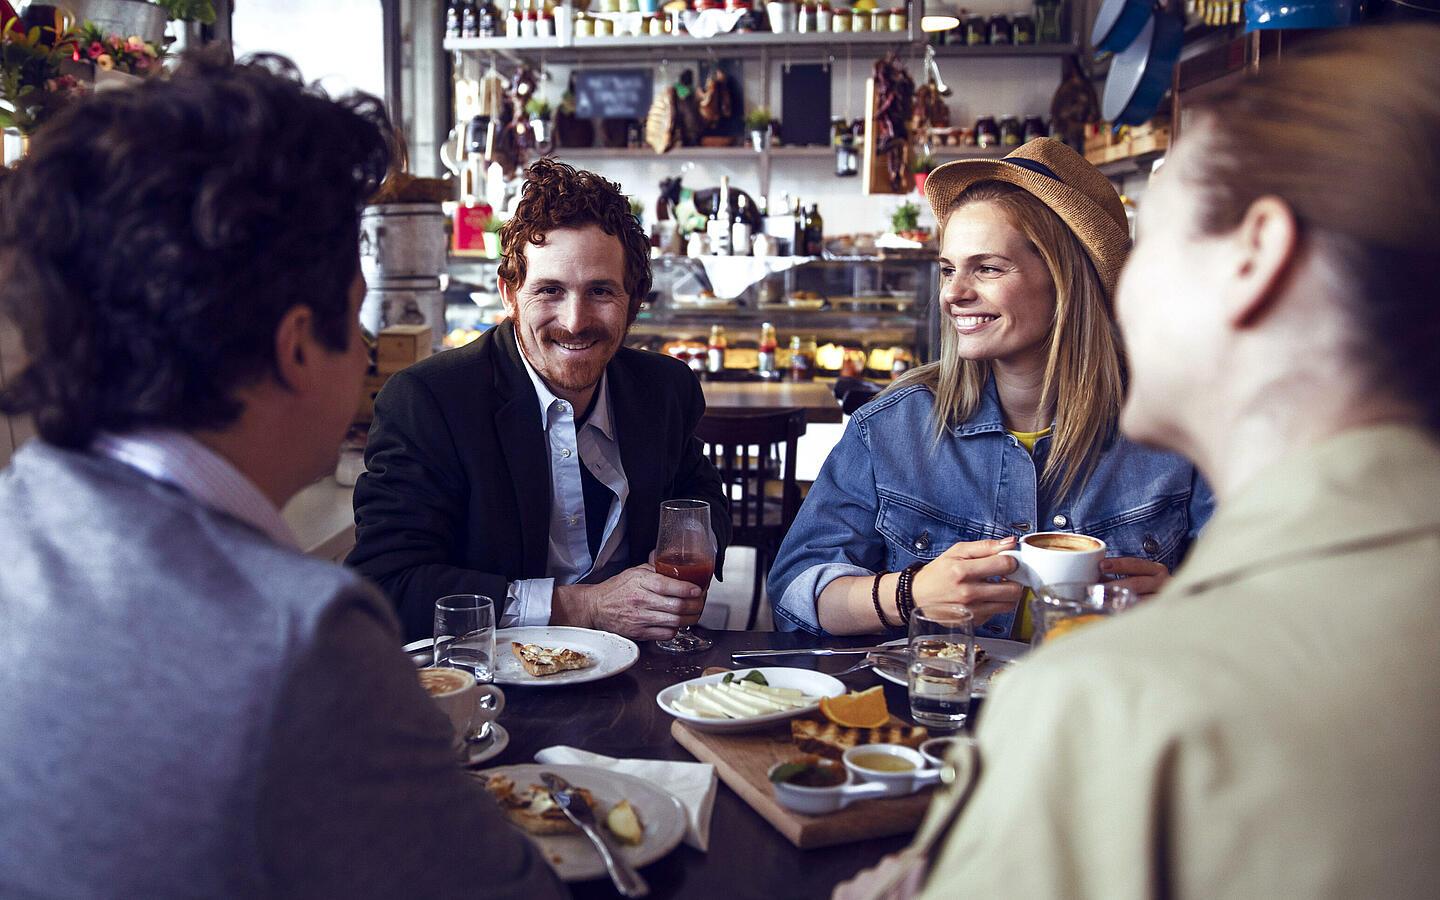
[656, 667, 846, 733]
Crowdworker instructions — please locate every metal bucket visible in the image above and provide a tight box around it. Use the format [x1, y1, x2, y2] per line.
[62, 0, 168, 44]
[359, 203, 448, 281]
[360, 277, 446, 351]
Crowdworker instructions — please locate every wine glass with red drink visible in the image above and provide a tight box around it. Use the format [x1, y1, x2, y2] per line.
[653, 499, 716, 653]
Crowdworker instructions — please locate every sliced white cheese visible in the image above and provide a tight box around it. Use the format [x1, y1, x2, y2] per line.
[734, 681, 808, 702]
[698, 685, 770, 717]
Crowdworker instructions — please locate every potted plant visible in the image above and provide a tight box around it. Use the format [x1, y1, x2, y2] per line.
[64, 0, 215, 46]
[889, 200, 929, 243]
[745, 106, 772, 152]
[76, 22, 165, 91]
[911, 153, 936, 195]
[482, 214, 503, 259]
[1, 13, 82, 148]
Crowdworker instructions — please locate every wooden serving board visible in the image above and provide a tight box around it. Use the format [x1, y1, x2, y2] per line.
[671, 719, 934, 849]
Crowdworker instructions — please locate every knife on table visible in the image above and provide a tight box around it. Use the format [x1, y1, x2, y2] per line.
[539, 771, 649, 898]
[731, 646, 903, 659]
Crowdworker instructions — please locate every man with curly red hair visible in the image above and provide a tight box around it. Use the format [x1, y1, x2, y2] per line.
[350, 159, 731, 642]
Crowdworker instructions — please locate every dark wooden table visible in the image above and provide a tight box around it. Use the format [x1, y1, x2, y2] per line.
[490, 630, 918, 900]
[702, 381, 844, 425]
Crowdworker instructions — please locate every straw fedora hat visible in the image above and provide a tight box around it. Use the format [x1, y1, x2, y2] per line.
[924, 138, 1131, 299]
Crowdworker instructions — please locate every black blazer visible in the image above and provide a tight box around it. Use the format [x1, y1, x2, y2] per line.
[348, 320, 732, 641]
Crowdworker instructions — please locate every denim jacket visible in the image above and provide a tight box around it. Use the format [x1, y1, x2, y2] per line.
[768, 380, 1214, 637]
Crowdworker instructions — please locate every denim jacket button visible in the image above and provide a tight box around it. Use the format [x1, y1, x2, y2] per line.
[1142, 536, 1161, 556]
[913, 531, 932, 552]
[1052, 514, 1068, 528]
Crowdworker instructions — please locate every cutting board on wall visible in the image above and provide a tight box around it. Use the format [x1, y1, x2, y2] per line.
[671, 720, 933, 849]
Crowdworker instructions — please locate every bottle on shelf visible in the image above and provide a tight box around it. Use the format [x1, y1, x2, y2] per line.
[790, 334, 817, 382]
[792, 196, 806, 257]
[463, 0, 482, 37]
[707, 325, 728, 375]
[708, 176, 733, 256]
[446, 0, 464, 38]
[730, 194, 752, 257]
[758, 323, 778, 379]
[804, 203, 824, 256]
[477, 0, 499, 36]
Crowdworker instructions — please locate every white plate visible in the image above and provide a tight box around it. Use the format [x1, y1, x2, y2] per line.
[476, 763, 686, 882]
[494, 627, 640, 686]
[656, 666, 847, 733]
[405, 627, 640, 687]
[875, 636, 1029, 696]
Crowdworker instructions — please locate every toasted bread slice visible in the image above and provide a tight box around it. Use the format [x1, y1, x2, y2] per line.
[481, 775, 597, 836]
[511, 641, 592, 677]
[790, 717, 929, 760]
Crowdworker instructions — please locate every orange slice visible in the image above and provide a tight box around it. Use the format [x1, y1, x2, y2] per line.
[1046, 614, 1106, 641]
[819, 686, 890, 729]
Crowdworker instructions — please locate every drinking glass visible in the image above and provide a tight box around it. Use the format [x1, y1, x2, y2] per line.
[907, 604, 975, 732]
[653, 499, 716, 654]
[1029, 582, 1139, 647]
[434, 594, 497, 682]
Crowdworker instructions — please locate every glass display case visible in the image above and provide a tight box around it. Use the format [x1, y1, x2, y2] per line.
[442, 254, 940, 382]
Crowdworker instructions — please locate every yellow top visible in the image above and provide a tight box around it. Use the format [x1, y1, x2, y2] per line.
[1008, 426, 1052, 454]
[1007, 427, 1052, 641]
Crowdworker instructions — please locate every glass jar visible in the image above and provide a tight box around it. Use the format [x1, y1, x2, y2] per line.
[595, 15, 614, 34]
[790, 335, 817, 381]
[870, 8, 885, 30]
[817, 1, 832, 30]
[1034, 0, 1062, 43]
[574, 12, 594, 35]
[987, 13, 1011, 44]
[832, 8, 850, 30]
[538, 11, 555, 35]
[889, 5, 907, 30]
[963, 14, 986, 45]
[851, 6, 869, 29]
[1000, 115, 1023, 147]
[1022, 115, 1048, 143]
[798, 1, 816, 32]
[975, 115, 1000, 148]
[646, 13, 664, 33]
[1012, 12, 1035, 44]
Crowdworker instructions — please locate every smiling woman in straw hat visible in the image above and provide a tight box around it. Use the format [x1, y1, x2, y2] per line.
[767, 138, 1212, 638]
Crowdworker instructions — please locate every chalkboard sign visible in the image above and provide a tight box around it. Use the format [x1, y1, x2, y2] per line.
[575, 69, 653, 120]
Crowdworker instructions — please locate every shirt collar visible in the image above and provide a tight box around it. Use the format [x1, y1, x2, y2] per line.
[516, 338, 616, 441]
[91, 429, 299, 549]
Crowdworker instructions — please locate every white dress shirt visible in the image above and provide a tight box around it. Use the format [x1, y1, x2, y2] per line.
[504, 350, 630, 627]
[92, 430, 299, 549]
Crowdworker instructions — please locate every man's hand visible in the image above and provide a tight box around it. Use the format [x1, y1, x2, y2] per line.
[551, 565, 705, 640]
[1100, 556, 1171, 596]
[832, 851, 926, 900]
[910, 537, 1024, 625]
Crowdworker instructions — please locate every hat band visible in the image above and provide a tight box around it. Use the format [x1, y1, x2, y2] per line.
[1001, 157, 1062, 183]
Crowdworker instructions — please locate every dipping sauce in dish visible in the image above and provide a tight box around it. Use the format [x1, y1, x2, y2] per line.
[849, 752, 917, 773]
[770, 755, 847, 788]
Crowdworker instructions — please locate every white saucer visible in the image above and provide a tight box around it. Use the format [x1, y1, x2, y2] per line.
[465, 722, 510, 766]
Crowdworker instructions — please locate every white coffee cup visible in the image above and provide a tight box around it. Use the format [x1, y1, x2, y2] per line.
[999, 531, 1107, 598]
[418, 666, 506, 741]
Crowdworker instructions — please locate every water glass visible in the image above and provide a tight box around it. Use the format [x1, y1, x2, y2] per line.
[907, 604, 975, 732]
[434, 594, 497, 683]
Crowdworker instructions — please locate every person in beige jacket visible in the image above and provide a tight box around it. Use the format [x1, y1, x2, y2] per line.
[838, 24, 1440, 900]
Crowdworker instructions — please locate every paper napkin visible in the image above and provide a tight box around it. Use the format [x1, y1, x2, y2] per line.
[533, 745, 717, 851]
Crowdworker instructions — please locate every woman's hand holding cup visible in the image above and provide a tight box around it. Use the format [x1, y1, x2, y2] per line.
[1100, 556, 1171, 596]
[910, 537, 1025, 625]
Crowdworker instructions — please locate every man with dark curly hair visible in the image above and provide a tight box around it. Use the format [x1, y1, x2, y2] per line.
[0, 53, 561, 898]
[349, 159, 731, 642]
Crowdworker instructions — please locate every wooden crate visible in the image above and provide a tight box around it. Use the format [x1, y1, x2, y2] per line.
[376, 324, 434, 375]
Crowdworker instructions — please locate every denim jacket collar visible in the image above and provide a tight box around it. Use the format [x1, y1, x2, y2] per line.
[954, 376, 1053, 439]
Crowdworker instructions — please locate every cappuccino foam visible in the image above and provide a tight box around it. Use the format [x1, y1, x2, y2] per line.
[1027, 533, 1102, 552]
[418, 667, 471, 697]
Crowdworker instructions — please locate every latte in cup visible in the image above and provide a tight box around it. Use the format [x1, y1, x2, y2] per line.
[1026, 533, 1103, 553]
[418, 666, 472, 697]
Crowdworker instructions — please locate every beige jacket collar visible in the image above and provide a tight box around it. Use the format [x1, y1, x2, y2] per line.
[1167, 423, 1440, 597]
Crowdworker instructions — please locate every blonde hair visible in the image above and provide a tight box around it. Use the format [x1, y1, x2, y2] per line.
[890, 181, 1126, 499]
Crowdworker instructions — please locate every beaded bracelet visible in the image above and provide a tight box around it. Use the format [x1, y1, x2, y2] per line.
[871, 572, 894, 629]
[896, 560, 926, 624]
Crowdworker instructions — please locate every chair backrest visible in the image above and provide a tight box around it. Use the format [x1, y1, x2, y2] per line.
[694, 407, 808, 539]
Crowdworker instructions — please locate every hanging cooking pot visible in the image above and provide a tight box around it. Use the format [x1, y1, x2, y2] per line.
[1092, 0, 1155, 53]
[1102, 9, 1184, 128]
[1244, 0, 1361, 30]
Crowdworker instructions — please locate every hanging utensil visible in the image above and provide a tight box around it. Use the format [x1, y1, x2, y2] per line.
[1102, 9, 1184, 127]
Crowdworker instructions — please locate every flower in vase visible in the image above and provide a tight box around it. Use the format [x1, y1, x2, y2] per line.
[126, 36, 146, 52]
[96, 54, 114, 71]
[88, 41, 104, 59]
